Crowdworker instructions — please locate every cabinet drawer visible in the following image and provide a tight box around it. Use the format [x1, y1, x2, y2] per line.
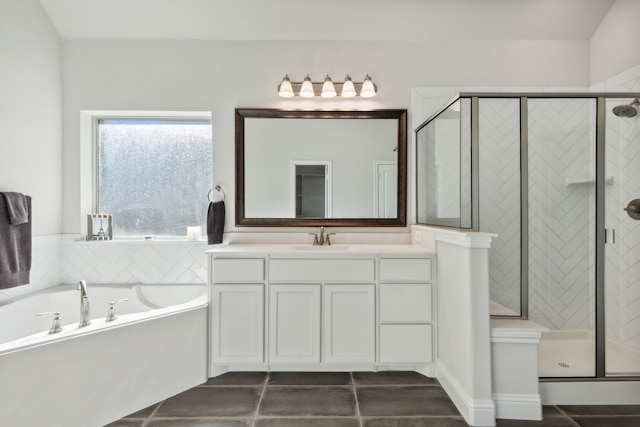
[380, 283, 431, 322]
[379, 258, 431, 282]
[212, 258, 265, 282]
[380, 324, 432, 364]
[270, 259, 375, 282]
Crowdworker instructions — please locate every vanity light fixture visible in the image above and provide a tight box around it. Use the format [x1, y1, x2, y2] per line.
[277, 74, 377, 98]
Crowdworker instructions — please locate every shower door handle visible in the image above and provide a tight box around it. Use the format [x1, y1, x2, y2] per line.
[624, 199, 640, 220]
[604, 229, 615, 244]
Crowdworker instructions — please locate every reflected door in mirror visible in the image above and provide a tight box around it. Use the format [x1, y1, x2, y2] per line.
[295, 163, 331, 218]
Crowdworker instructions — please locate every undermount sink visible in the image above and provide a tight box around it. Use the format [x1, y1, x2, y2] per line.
[290, 245, 350, 251]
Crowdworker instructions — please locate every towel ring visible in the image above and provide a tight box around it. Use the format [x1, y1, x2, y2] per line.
[208, 185, 225, 202]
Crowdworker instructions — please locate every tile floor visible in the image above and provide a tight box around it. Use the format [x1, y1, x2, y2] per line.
[106, 371, 640, 427]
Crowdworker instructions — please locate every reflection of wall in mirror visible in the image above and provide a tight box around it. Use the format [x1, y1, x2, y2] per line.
[244, 119, 397, 218]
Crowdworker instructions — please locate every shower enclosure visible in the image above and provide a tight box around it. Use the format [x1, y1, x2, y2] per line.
[416, 93, 640, 379]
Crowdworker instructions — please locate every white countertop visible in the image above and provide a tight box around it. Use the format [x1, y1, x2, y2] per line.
[206, 243, 435, 255]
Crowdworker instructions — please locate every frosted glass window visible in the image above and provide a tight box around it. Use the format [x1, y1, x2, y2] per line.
[96, 119, 212, 237]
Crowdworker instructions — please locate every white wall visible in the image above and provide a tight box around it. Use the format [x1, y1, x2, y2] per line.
[0, 0, 62, 236]
[61, 39, 591, 235]
[590, 0, 640, 86]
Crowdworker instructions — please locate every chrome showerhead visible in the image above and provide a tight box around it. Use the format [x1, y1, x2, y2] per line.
[613, 98, 639, 118]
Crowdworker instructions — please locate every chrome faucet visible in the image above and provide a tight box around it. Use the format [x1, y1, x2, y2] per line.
[78, 280, 91, 327]
[310, 226, 335, 246]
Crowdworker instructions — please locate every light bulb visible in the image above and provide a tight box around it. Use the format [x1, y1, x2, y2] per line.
[341, 75, 356, 97]
[299, 75, 315, 98]
[321, 75, 336, 98]
[360, 74, 377, 97]
[277, 75, 294, 98]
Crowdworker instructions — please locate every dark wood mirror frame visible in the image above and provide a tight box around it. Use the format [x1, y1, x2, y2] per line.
[235, 108, 407, 227]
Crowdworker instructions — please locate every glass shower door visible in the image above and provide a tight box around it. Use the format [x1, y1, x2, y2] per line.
[605, 97, 640, 376]
[528, 98, 597, 377]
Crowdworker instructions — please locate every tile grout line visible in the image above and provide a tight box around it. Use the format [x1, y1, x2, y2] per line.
[251, 372, 269, 427]
[554, 404, 583, 426]
[351, 372, 364, 427]
[567, 415, 583, 427]
[140, 400, 163, 427]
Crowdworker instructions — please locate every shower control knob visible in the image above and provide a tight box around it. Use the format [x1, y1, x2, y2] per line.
[623, 199, 640, 220]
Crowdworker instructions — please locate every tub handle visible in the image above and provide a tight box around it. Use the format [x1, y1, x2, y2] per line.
[36, 311, 63, 334]
[106, 299, 128, 322]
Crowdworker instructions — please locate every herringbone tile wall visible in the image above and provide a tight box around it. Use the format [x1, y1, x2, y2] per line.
[0, 236, 209, 304]
[478, 98, 522, 315]
[62, 240, 208, 285]
[527, 98, 597, 331]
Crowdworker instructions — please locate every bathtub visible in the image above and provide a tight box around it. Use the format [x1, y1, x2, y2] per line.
[0, 283, 208, 427]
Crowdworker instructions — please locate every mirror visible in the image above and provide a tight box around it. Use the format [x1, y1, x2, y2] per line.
[236, 108, 407, 227]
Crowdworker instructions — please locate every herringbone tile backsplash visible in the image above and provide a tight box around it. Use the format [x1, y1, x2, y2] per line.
[0, 237, 208, 304]
[62, 240, 208, 285]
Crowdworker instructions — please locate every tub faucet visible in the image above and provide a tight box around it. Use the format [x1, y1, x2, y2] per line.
[78, 280, 91, 327]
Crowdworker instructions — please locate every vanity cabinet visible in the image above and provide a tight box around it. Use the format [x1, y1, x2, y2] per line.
[208, 246, 434, 374]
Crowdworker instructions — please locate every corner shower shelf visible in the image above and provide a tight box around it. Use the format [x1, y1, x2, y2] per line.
[565, 176, 614, 187]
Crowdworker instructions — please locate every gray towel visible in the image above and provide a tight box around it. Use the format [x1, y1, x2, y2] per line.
[2, 192, 29, 225]
[207, 201, 225, 244]
[0, 193, 32, 289]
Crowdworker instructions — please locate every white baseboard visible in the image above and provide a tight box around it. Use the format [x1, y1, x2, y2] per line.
[493, 393, 543, 420]
[437, 361, 496, 426]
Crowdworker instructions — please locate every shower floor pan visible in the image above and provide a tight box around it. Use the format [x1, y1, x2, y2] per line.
[539, 330, 640, 377]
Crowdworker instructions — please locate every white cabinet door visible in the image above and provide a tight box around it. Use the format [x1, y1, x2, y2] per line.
[269, 284, 321, 364]
[211, 284, 264, 364]
[323, 284, 376, 364]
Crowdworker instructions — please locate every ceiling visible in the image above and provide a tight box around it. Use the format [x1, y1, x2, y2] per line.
[39, 0, 615, 42]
